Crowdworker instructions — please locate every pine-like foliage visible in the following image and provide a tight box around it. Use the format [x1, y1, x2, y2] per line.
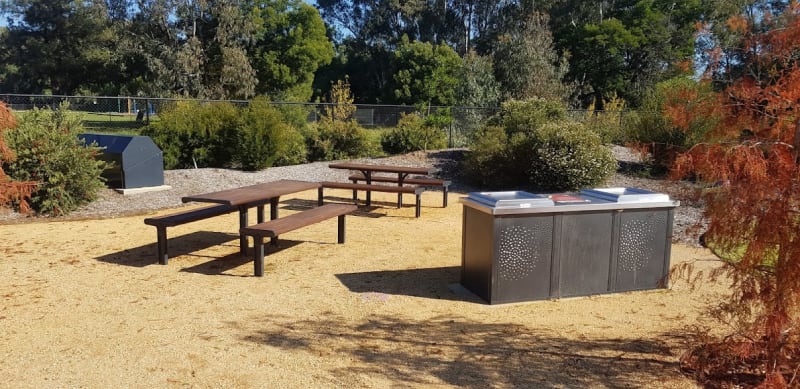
[3, 103, 106, 216]
[671, 4, 800, 386]
[0, 102, 35, 213]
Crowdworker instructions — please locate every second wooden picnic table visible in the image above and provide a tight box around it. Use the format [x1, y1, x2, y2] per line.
[328, 162, 431, 205]
[181, 179, 321, 254]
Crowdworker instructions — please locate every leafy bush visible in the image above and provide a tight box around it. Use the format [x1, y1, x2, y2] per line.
[306, 79, 372, 160]
[624, 77, 720, 175]
[485, 98, 566, 138]
[2, 103, 107, 216]
[142, 100, 239, 169]
[381, 112, 447, 154]
[307, 119, 372, 161]
[515, 121, 617, 191]
[142, 98, 305, 170]
[236, 98, 306, 170]
[583, 93, 626, 144]
[466, 98, 616, 191]
[465, 125, 512, 187]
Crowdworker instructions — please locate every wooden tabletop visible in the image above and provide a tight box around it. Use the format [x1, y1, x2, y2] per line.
[328, 162, 431, 175]
[181, 179, 321, 206]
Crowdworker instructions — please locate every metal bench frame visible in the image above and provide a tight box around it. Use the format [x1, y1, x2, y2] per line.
[240, 203, 358, 276]
[144, 204, 238, 264]
[347, 173, 451, 207]
[317, 181, 425, 218]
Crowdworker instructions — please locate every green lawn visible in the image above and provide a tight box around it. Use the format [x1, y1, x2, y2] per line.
[80, 112, 156, 134]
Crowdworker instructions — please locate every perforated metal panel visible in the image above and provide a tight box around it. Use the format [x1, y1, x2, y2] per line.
[613, 210, 672, 291]
[498, 225, 546, 280]
[460, 191, 675, 304]
[492, 216, 553, 303]
[618, 214, 663, 271]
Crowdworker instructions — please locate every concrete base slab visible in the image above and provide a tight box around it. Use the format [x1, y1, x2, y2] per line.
[114, 185, 172, 195]
[447, 283, 487, 304]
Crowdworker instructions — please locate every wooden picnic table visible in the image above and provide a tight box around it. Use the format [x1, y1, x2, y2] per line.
[181, 179, 321, 254]
[328, 162, 431, 205]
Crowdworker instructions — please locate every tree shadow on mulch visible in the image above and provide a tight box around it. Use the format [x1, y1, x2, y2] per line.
[238, 312, 688, 388]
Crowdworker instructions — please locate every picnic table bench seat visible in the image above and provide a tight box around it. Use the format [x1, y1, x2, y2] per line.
[317, 181, 425, 218]
[347, 173, 451, 207]
[144, 204, 238, 265]
[240, 203, 358, 276]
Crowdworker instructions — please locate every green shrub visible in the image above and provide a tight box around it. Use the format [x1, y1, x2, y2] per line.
[236, 98, 306, 170]
[516, 121, 617, 191]
[273, 130, 308, 166]
[465, 125, 514, 187]
[142, 100, 240, 169]
[623, 77, 719, 175]
[307, 119, 372, 161]
[307, 78, 374, 161]
[380, 112, 447, 154]
[142, 98, 305, 170]
[274, 101, 314, 132]
[486, 98, 566, 138]
[2, 103, 107, 216]
[466, 98, 616, 191]
[582, 94, 627, 144]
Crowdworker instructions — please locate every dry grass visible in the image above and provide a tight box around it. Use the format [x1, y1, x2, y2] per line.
[0, 189, 724, 388]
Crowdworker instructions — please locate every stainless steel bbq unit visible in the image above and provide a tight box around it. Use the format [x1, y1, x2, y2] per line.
[459, 188, 679, 305]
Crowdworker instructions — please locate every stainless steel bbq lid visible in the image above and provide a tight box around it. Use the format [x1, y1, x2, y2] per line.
[467, 191, 555, 208]
[580, 187, 671, 203]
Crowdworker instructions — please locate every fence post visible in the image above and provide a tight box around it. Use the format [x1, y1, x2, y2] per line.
[449, 121, 453, 148]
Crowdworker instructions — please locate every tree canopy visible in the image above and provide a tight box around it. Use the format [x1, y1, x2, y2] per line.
[1, 0, 118, 95]
[665, 1, 800, 385]
[250, 0, 334, 100]
[392, 35, 461, 107]
[0, 0, 777, 111]
[548, 0, 703, 107]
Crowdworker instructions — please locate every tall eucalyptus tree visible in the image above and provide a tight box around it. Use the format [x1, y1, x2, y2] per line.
[248, 0, 334, 101]
[546, 0, 703, 107]
[0, 0, 119, 94]
[492, 11, 571, 102]
[170, 0, 258, 99]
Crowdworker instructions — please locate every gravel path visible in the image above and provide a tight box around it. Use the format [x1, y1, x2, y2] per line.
[0, 147, 705, 246]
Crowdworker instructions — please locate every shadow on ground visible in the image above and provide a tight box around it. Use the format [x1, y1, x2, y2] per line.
[95, 231, 302, 276]
[336, 266, 473, 302]
[95, 231, 238, 268]
[281, 197, 418, 219]
[238, 312, 687, 388]
[617, 160, 656, 176]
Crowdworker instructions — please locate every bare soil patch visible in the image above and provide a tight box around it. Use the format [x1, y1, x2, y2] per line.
[1, 186, 724, 388]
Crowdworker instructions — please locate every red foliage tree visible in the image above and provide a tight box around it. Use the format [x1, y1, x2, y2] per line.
[669, 3, 800, 386]
[0, 102, 35, 213]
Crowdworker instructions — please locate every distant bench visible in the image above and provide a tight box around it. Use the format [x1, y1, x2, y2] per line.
[347, 173, 451, 207]
[241, 203, 357, 276]
[317, 181, 425, 218]
[144, 204, 238, 264]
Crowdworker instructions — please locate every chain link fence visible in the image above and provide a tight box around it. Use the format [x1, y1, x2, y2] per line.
[0, 94, 640, 148]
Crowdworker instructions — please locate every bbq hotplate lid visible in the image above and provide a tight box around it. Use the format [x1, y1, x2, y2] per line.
[467, 191, 555, 208]
[579, 187, 671, 203]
